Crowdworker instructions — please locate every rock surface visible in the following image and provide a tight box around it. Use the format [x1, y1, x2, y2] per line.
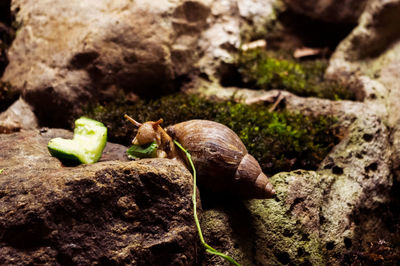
[195, 84, 394, 264]
[2, 0, 211, 126]
[193, 1, 400, 264]
[0, 129, 197, 265]
[1, 0, 400, 265]
[2, 0, 279, 127]
[197, 0, 278, 79]
[0, 98, 37, 133]
[324, 3, 400, 262]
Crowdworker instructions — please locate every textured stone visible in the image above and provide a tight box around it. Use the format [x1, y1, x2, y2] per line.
[200, 208, 253, 266]
[318, 113, 392, 264]
[3, 0, 211, 126]
[2, 0, 280, 127]
[0, 129, 196, 265]
[0, 98, 37, 133]
[191, 80, 394, 264]
[2, 0, 400, 264]
[2, 0, 282, 127]
[326, 0, 400, 177]
[200, 171, 327, 265]
[197, 0, 278, 79]
[323, 4, 400, 261]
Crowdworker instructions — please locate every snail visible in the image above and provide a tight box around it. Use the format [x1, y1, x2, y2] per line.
[124, 115, 276, 199]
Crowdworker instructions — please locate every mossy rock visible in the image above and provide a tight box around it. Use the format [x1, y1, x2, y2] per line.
[84, 93, 340, 175]
[199, 170, 326, 265]
[235, 48, 355, 100]
[245, 170, 325, 265]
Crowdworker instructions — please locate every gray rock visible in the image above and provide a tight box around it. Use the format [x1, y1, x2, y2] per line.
[318, 113, 392, 264]
[0, 129, 196, 265]
[0, 97, 38, 133]
[324, 4, 400, 262]
[326, 0, 400, 178]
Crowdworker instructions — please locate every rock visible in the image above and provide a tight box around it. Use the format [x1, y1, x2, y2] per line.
[197, 0, 278, 79]
[317, 113, 392, 264]
[201, 122, 392, 264]
[326, 0, 400, 178]
[247, 171, 326, 265]
[0, 129, 197, 265]
[284, 0, 368, 24]
[326, 0, 400, 89]
[2, 0, 282, 127]
[0, 98, 38, 133]
[2, 0, 399, 264]
[191, 79, 393, 264]
[328, 0, 400, 63]
[200, 208, 253, 266]
[324, 3, 400, 262]
[199, 0, 398, 263]
[3, 0, 211, 126]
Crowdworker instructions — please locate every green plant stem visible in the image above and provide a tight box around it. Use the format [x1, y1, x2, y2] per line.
[174, 140, 241, 266]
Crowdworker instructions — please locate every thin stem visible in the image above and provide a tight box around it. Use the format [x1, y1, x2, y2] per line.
[173, 140, 241, 266]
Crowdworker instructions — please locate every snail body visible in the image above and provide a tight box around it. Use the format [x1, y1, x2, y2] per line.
[125, 115, 275, 199]
[167, 120, 275, 199]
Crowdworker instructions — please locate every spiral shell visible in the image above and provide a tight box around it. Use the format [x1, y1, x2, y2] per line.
[166, 120, 275, 199]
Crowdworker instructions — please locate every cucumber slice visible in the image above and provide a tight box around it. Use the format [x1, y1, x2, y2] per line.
[48, 117, 107, 164]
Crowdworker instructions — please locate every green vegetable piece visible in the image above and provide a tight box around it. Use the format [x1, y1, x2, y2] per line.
[126, 142, 158, 159]
[48, 117, 107, 164]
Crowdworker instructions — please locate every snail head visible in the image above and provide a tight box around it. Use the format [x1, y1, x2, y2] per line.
[124, 114, 164, 145]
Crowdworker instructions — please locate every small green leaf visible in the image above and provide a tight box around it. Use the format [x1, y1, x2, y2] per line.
[126, 142, 158, 159]
[0, 169, 4, 174]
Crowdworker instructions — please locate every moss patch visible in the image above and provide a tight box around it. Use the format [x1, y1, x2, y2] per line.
[236, 48, 355, 100]
[84, 94, 339, 175]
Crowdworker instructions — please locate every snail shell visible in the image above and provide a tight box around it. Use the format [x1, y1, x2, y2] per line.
[166, 120, 275, 199]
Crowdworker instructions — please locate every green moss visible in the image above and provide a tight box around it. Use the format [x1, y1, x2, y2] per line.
[84, 94, 339, 175]
[236, 48, 355, 100]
